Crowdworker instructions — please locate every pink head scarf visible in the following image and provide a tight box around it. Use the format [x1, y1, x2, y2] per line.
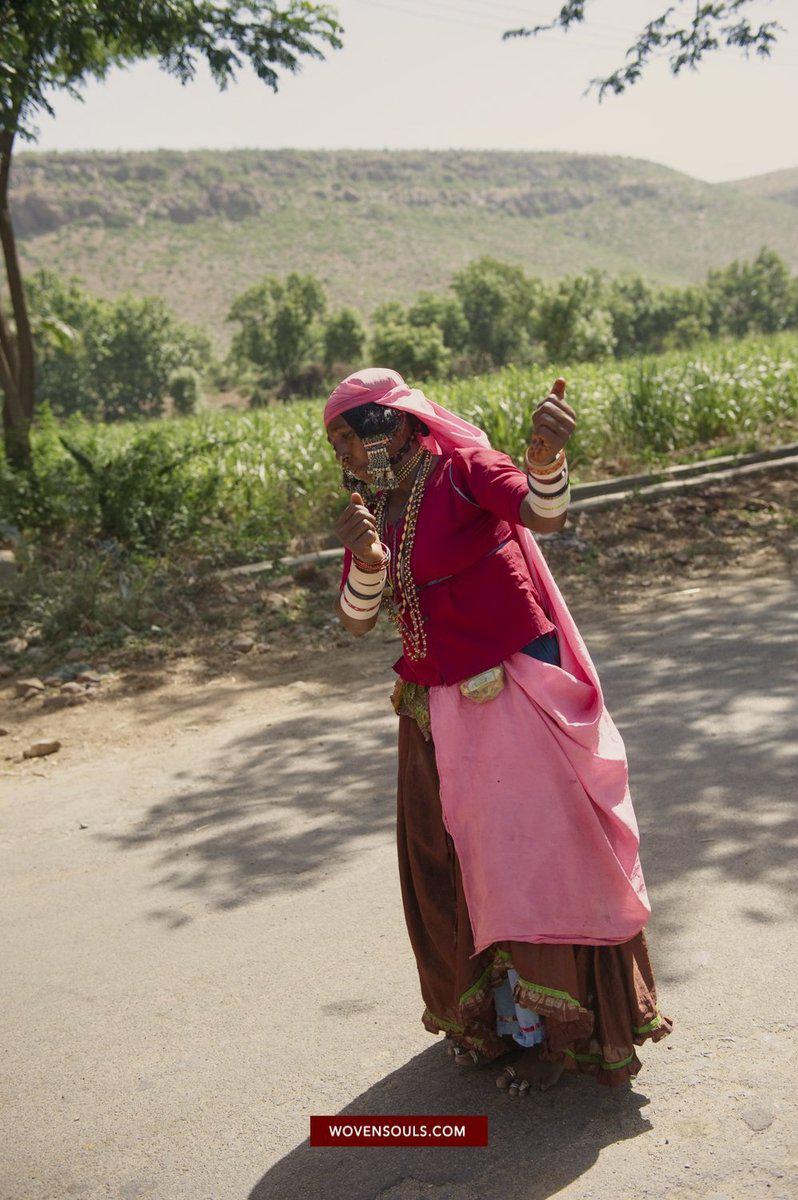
[323, 366, 489, 456]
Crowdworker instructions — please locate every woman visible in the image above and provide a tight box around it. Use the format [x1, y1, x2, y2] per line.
[325, 366, 673, 1096]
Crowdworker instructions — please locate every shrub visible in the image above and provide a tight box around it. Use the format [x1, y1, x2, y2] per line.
[407, 292, 468, 351]
[227, 272, 327, 389]
[275, 361, 327, 400]
[537, 272, 616, 363]
[169, 367, 202, 415]
[452, 256, 537, 368]
[369, 320, 451, 380]
[323, 306, 366, 368]
[27, 271, 210, 422]
[707, 247, 798, 338]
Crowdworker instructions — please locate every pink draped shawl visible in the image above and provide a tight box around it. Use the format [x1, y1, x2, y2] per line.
[325, 368, 651, 956]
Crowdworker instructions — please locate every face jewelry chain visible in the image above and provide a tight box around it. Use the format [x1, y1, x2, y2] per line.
[372, 449, 434, 662]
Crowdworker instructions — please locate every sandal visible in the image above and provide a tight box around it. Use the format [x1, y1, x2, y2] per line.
[446, 1040, 484, 1066]
[496, 1054, 567, 1095]
[446, 1035, 522, 1069]
[495, 1064, 530, 1097]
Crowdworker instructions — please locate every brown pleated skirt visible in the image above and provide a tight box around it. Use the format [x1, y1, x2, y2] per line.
[396, 709, 674, 1088]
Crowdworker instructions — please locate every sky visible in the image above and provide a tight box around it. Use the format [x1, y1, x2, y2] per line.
[30, 0, 798, 183]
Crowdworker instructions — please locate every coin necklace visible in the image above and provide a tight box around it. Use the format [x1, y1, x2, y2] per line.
[372, 448, 434, 661]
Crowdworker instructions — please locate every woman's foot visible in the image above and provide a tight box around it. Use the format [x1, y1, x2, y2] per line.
[495, 1044, 566, 1094]
[446, 1033, 519, 1068]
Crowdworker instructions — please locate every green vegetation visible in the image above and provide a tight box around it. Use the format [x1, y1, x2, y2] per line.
[226, 272, 368, 400]
[168, 367, 203, 416]
[0, 3, 343, 468]
[34, 248, 796, 417]
[2, 332, 795, 571]
[14, 150, 798, 348]
[27, 270, 211, 421]
[3, 330, 795, 658]
[223, 248, 798, 396]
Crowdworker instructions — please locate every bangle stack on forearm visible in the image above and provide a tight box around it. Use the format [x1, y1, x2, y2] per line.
[525, 446, 570, 518]
[340, 544, 391, 621]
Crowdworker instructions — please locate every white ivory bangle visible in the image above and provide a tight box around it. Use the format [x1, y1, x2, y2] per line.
[349, 562, 387, 591]
[529, 485, 570, 517]
[341, 563, 387, 620]
[527, 465, 569, 495]
[530, 483, 571, 505]
[341, 593, 382, 620]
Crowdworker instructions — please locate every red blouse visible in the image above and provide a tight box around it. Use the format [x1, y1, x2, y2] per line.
[339, 446, 557, 686]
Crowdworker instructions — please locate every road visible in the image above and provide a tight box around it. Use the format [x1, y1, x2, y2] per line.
[2, 569, 796, 1200]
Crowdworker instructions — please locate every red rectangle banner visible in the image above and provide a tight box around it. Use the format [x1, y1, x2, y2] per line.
[310, 1115, 488, 1147]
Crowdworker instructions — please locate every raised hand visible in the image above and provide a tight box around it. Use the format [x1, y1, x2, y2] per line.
[335, 492, 384, 563]
[528, 377, 576, 464]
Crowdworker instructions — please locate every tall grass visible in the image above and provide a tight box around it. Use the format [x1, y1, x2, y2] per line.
[1, 333, 796, 568]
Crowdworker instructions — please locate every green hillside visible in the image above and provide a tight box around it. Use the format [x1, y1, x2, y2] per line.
[729, 166, 798, 208]
[13, 149, 798, 346]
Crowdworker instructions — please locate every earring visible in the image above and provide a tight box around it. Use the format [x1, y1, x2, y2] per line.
[341, 466, 375, 505]
[341, 465, 361, 493]
[362, 434, 397, 490]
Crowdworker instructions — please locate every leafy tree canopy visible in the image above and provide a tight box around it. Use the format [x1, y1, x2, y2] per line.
[503, 1, 783, 98]
[0, 0, 342, 467]
[227, 272, 327, 385]
[1, 1, 343, 138]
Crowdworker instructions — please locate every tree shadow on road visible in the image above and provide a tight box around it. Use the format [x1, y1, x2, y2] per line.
[98, 665, 401, 923]
[247, 1042, 654, 1200]
[100, 575, 796, 953]
[593, 574, 798, 982]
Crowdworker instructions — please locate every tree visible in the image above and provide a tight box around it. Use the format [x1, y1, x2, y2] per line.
[407, 291, 469, 351]
[369, 320, 451, 381]
[372, 301, 407, 328]
[95, 295, 210, 421]
[707, 247, 797, 337]
[0, 1, 342, 468]
[28, 271, 210, 420]
[608, 276, 710, 357]
[323, 306, 366, 368]
[452, 257, 536, 368]
[537, 271, 616, 363]
[504, 2, 782, 99]
[25, 268, 101, 418]
[227, 272, 327, 388]
[169, 367, 202, 416]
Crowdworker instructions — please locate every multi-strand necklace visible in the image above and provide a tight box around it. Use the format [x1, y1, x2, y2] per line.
[372, 447, 434, 662]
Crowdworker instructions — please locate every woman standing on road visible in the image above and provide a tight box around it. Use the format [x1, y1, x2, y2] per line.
[325, 366, 673, 1095]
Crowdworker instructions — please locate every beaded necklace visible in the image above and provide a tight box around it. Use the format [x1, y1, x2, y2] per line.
[372, 449, 435, 661]
[391, 444, 425, 485]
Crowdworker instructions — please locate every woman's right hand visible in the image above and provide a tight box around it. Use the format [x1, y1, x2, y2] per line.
[335, 492, 384, 563]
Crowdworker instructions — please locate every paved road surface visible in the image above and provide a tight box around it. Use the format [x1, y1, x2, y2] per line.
[2, 571, 796, 1200]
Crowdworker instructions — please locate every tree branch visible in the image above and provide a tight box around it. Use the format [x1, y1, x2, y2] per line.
[502, 1, 783, 98]
[0, 125, 35, 417]
[0, 331, 24, 425]
[0, 291, 18, 379]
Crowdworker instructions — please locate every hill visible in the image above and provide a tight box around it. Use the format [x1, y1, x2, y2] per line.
[729, 166, 798, 208]
[12, 149, 798, 346]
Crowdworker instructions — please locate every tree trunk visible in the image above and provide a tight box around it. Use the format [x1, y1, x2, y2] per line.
[0, 126, 36, 471]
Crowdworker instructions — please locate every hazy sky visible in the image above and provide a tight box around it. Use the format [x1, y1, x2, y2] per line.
[30, 0, 798, 182]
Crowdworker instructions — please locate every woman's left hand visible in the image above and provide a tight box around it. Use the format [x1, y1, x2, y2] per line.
[530, 377, 576, 456]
